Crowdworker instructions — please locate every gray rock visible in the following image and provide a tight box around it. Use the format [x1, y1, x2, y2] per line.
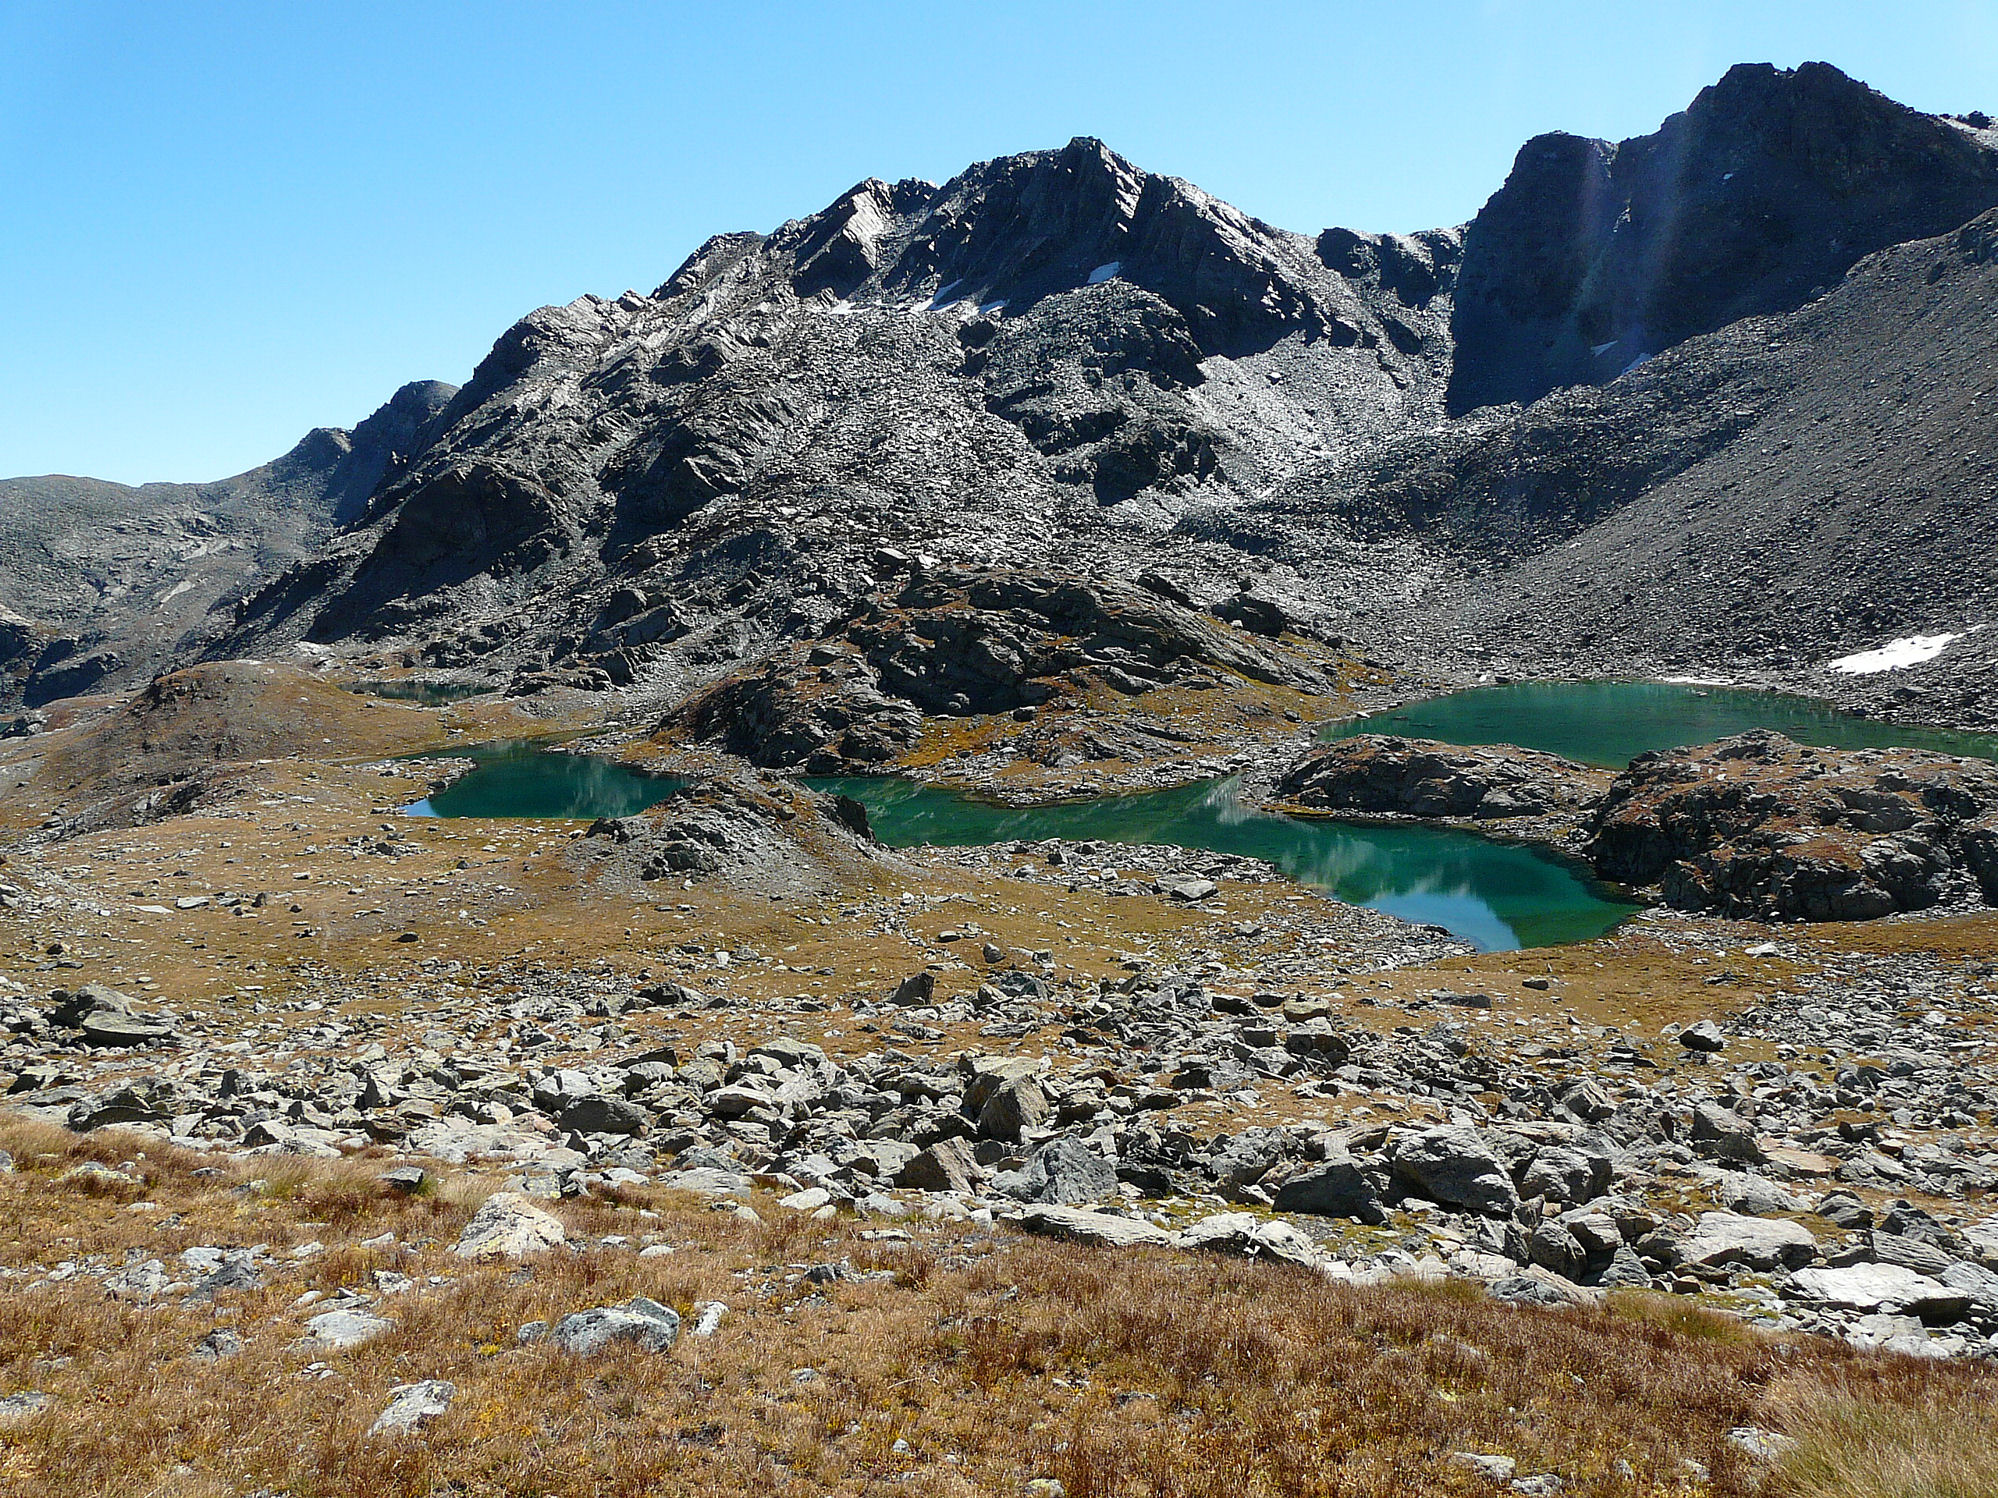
[1680, 1211, 1817, 1270]
[1018, 1205, 1175, 1249]
[560, 1094, 649, 1135]
[1678, 1019, 1727, 1052]
[976, 1077, 1050, 1142]
[1690, 1103, 1764, 1163]
[453, 1191, 567, 1260]
[1176, 1212, 1322, 1269]
[1393, 1126, 1520, 1215]
[896, 1136, 984, 1194]
[1270, 1154, 1387, 1224]
[992, 1136, 1117, 1205]
[368, 1379, 457, 1435]
[301, 1307, 394, 1350]
[1789, 1262, 1972, 1321]
[548, 1297, 681, 1355]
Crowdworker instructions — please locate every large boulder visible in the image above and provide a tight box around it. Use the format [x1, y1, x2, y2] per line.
[1269, 1154, 1388, 1224]
[1391, 1126, 1520, 1216]
[1680, 1211, 1818, 1271]
[547, 1297, 681, 1355]
[453, 1192, 568, 1260]
[991, 1137, 1117, 1205]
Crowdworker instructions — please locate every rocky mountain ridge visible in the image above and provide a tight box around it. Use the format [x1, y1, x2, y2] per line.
[3, 61, 1995, 740]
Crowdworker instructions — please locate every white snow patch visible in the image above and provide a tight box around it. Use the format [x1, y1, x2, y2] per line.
[1659, 675, 1736, 687]
[1828, 625, 1987, 674]
[1590, 340, 1619, 357]
[1087, 261, 1121, 285]
[977, 299, 1007, 315]
[927, 279, 964, 310]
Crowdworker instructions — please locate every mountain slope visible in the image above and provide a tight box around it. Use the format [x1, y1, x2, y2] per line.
[0, 380, 456, 707]
[217, 138, 1459, 703]
[1449, 61, 1998, 413]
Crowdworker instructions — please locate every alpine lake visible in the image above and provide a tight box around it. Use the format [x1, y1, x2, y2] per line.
[403, 682, 1998, 952]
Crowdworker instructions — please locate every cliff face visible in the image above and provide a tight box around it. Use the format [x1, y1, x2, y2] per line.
[1448, 62, 1998, 414]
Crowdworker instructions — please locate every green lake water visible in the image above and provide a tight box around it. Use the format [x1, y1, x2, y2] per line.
[405, 741, 685, 820]
[402, 682, 1995, 953]
[1322, 679, 1998, 767]
[807, 773, 1636, 952]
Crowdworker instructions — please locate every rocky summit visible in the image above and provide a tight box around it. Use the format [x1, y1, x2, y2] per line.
[3, 54, 1998, 1498]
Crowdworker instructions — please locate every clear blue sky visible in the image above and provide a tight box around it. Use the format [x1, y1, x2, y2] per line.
[4, 0, 1994, 484]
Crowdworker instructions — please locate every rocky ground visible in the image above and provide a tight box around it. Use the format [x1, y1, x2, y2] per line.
[0, 652, 1994, 1492]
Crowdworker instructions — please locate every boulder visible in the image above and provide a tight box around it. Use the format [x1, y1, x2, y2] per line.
[300, 1307, 394, 1350]
[896, 1137, 984, 1195]
[548, 1297, 681, 1355]
[559, 1094, 649, 1136]
[368, 1380, 457, 1436]
[1176, 1212, 1323, 1269]
[1018, 1205, 1174, 1249]
[1680, 1211, 1818, 1271]
[1789, 1262, 1973, 1322]
[1690, 1102, 1764, 1163]
[1269, 1154, 1388, 1224]
[976, 1077, 1051, 1141]
[991, 1137, 1117, 1205]
[1392, 1126, 1520, 1215]
[452, 1192, 567, 1260]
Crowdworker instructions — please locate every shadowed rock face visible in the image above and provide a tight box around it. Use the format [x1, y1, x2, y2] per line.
[1449, 62, 1998, 414]
[1586, 730, 1998, 920]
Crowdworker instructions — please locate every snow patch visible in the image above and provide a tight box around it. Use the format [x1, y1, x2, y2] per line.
[1087, 261, 1122, 285]
[1828, 625, 1987, 674]
[977, 299, 1007, 315]
[1658, 675, 1736, 687]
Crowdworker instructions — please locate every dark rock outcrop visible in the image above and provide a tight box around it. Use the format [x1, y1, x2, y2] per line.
[665, 569, 1325, 772]
[1586, 730, 1998, 920]
[577, 770, 887, 895]
[1271, 734, 1609, 821]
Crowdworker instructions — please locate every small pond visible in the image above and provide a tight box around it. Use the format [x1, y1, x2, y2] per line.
[404, 741, 685, 820]
[807, 774, 1636, 952]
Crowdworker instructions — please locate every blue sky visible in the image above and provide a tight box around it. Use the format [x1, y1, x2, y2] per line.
[4, 0, 1995, 484]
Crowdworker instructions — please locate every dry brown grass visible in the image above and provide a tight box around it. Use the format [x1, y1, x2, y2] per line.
[1768, 1367, 1998, 1498]
[2, 1119, 1995, 1498]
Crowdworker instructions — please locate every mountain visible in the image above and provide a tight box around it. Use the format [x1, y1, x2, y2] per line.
[7, 60, 1997, 733]
[0, 380, 456, 708]
[1448, 61, 1998, 413]
[216, 135, 1460, 705]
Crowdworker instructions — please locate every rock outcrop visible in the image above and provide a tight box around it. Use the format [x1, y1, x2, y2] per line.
[664, 569, 1326, 772]
[1270, 734, 1609, 823]
[576, 770, 885, 896]
[1586, 730, 1998, 920]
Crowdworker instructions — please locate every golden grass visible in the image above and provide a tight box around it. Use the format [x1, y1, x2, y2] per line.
[1769, 1370, 1998, 1498]
[2, 1118, 1996, 1498]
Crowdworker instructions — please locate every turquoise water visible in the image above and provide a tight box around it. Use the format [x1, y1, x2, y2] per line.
[1321, 680, 1998, 767]
[808, 774, 1637, 952]
[404, 741, 685, 819]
